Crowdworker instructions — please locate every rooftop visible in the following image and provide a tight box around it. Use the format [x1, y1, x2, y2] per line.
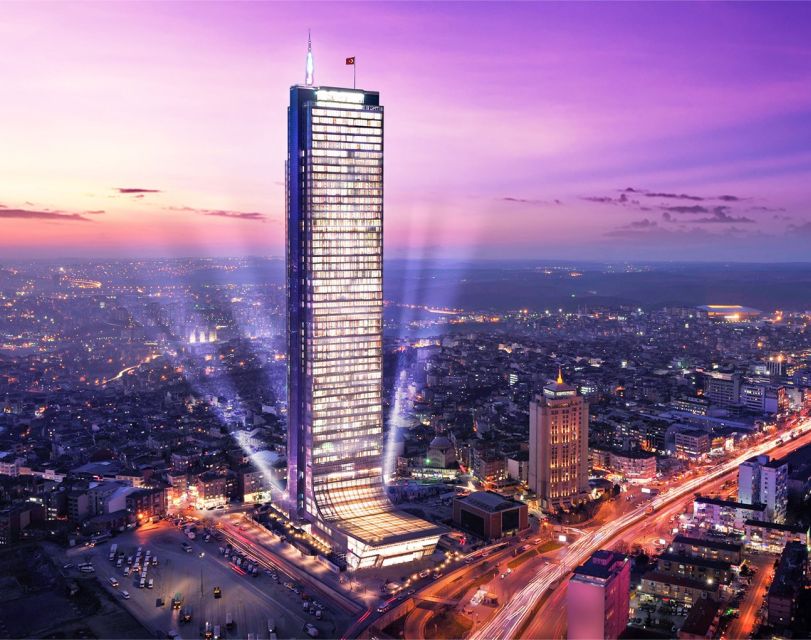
[457, 491, 524, 513]
[573, 550, 628, 580]
[695, 495, 766, 511]
[673, 534, 742, 553]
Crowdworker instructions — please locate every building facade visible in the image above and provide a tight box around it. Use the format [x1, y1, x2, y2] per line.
[452, 491, 528, 541]
[567, 550, 630, 640]
[738, 455, 787, 523]
[528, 372, 589, 510]
[286, 76, 441, 568]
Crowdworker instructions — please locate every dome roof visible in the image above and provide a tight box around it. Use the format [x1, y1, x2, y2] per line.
[429, 435, 452, 449]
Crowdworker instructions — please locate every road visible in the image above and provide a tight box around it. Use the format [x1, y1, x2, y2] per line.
[215, 514, 365, 618]
[522, 471, 730, 640]
[471, 419, 811, 640]
[725, 555, 773, 639]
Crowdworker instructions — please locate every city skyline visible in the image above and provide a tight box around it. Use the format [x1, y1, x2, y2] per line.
[2, 5, 811, 638]
[2, 2, 811, 260]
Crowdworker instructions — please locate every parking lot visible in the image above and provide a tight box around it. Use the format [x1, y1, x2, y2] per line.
[61, 520, 339, 639]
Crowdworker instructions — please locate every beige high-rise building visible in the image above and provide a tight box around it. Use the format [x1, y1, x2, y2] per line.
[529, 371, 589, 510]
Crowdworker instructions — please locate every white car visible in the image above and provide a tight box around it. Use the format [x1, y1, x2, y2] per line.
[121, 591, 130, 599]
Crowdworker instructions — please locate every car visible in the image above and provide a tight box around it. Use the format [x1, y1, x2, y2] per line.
[213, 586, 222, 599]
[304, 623, 319, 638]
[109, 577, 119, 588]
[156, 597, 164, 607]
[123, 567, 130, 576]
[199, 552, 205, 558]
[63, 563, 74, 570]
[148, 578, 154, 589]
[121, 591, 131, 599]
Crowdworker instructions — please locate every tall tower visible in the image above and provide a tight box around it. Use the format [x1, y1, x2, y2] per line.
[528, 370, 589, 510]
[285, 46, 442, 569]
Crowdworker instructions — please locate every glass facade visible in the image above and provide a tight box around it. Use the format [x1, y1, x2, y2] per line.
[286, 85, 441, 568]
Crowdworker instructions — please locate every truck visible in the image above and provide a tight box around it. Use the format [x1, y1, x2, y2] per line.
[109, 543, 118, 561]
[226, 612, 234, 630]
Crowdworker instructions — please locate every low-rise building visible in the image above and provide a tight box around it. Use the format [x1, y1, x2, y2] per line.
[675, 429, 710, 460]
[656, 553, 733, 585]
[678, 597, 720, 640]
[692, 496, 766, 533]
[766, 541, 808, 629]
[640, 571, 720, 607]
[744, 520, 808, 554]
[194, 472, 227, 509]
[452, 491, 528, 541]
[670, 534, 742, 565]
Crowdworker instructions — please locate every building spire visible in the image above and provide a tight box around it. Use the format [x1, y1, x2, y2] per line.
[557, 367, 564, 385]
[305, 29, 314, 86]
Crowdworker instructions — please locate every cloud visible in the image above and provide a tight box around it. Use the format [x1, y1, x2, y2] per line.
[0, 208, 92, 222]
[691, 210, 755, 224]
[748, 205, 786, 213]
[115, 187, 161, 194]
[646, 191, 704, 201]
[619, 187, 747, 203]
[502, 196, 563, 205]
[661, 205, 710, 215]
[787, 222, 811, 236]
[167, 205, 267, 222]
[582, 193, 640, 206]
[204, 210, 266, 221]
[627, 218, 658, 229]
[84, 210, 105, 215]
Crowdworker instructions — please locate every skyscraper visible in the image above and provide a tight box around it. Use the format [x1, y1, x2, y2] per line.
[528, 370, 589, 510]
[286, 58, 442, 569]
[567, 550, 631, 640]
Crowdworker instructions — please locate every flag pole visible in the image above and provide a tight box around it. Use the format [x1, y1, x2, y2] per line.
[353, 58, 356, 89]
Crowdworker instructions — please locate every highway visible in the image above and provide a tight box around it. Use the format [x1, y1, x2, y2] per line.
[471, 419, 811, 640]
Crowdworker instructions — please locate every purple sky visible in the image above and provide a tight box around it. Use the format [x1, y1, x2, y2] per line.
[1, 1, 810, 260]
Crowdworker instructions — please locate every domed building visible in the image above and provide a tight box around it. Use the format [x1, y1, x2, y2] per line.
[426, 435, 456, 468]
